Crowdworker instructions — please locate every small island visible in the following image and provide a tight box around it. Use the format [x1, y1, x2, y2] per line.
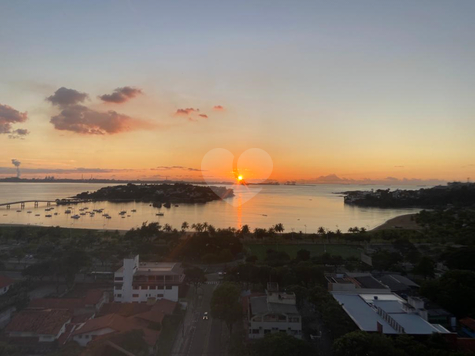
[343, 182, 475, 208]
[60, 183, 234, 206]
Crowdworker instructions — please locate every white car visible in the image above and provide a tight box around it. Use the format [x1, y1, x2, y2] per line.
[203, 312, 209, 320]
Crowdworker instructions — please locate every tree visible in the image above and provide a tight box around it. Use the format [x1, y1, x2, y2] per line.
[181, 221, 189, 232]
[421, 270, 475, 318]
[210, 282, 242, 335]
[412, 256, 435, 279]
[333, 331, 401, 356]
[163, 224, 172, 233]
[240, 225, 250, 235]
[250, 333, 314, 356]
[184, 267, 207, 291]
[296, 249, 310, 261]
[274, 223, 285, 234]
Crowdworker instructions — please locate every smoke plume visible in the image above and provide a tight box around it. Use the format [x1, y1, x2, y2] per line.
[11, 159, 21, 178]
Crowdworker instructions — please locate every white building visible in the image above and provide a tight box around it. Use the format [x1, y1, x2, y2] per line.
[114, 255, 185, 303]
[332, 291, 451, 335]
[246, 283, 302, 339]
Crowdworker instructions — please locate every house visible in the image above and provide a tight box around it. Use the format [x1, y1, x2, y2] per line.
[114, 255, 185, 303]
[5, 309, 71, 343]
[246, 283, 302, 339]
[28, 289, 108, 317]
[0, 275, 15, 295]
[331, 292, 451, 335]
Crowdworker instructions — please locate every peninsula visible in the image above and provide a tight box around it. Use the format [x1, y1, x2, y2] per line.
[343, 182, 475, 208]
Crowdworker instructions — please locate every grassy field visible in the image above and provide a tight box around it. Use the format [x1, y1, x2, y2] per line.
[245, 243, 361, 261]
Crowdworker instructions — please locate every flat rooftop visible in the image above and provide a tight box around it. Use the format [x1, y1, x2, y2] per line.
[115, 261, 183, 275]
[332, 293, 450, 335]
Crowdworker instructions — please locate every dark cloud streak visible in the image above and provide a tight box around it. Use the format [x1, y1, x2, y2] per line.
[98, 86, 143, 104]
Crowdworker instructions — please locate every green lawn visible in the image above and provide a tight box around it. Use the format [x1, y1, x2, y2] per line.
[245, 243, 361, 261]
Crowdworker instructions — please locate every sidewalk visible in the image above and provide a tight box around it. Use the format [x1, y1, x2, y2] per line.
[170, 289, 199, 355]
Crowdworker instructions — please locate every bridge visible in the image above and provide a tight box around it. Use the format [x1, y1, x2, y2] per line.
[0, 200, 56, 209]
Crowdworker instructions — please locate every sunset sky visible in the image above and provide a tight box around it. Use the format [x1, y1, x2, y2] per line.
[1, 1, 475, 183]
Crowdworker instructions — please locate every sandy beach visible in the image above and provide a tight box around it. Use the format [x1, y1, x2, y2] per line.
[371, 213, 420, 231]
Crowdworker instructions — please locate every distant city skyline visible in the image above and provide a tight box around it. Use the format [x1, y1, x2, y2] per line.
[1, 1, 475, 182]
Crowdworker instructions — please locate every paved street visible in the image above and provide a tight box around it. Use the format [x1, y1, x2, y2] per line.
[173, 274, 226, 356]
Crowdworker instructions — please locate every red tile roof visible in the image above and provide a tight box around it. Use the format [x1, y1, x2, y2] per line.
[72, 314, 130, 336]
[0, 275, 15, 289]
[98, 299, 177, 318]
[6, 309, 71, 336]
[134, 309, 164, 324]
[151, 299, 177, 315]
[84, 289, 104, 305]
[72, 313, 161, 347]
[29, 298, 84, 311]
[98, 303, 152, 317]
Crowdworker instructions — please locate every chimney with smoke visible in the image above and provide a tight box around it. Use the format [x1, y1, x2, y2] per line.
[11, 159, 21, 178]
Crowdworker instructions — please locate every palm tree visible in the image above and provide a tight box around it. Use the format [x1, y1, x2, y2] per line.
[241, 225, 250, 235]
[317, 226, 326, 236]
[163, 224, 172, 233]
[181, 221, 189, 232]
[274, 223, 285, 234]
[207, 224, 216, 235]
[359, 227, 367, 233]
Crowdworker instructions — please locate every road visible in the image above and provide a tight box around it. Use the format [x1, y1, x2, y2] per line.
[182, 283, 224, 356]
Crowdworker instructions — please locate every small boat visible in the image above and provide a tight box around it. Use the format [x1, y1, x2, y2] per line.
[164, 202, 171, 208]
[131, 209, 137, 212]
[65, 210, 72, 214]
[45, 214, 52, 218]
[156, 213, 164, 216]
[127, 215, 131, 217]
[119, 211, 127, 215]
[54, 213, 58, 215]
[175, 204, 179, 207]
[80, 213, 86, 216]
[27, 211, 32, 214]
[121, 216, 125, 219]
[106, 216, 112, 219]
[16, 210, 22, 212]
[71, 215, 80, 219]
[35, 214, 40, 216]
[262, 214, 268, 217]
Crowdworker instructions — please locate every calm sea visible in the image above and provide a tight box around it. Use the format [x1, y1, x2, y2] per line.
[0, 183, 425, 232]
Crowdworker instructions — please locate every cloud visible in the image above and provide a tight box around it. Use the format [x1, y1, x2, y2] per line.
[8, 128, 30, 139]
[0, 104, 28, 134]
[394, 165, 405, 168]
[152, 165, 202, 172]
[175, 108, 199, 116]
[0, 166, 134, 175]
[98, 86, 143, 104]
[213, 105, 225, 111]
[50, 104, 151, 135]
[46, 87, 88, 108]
[198, 114, 208, 118]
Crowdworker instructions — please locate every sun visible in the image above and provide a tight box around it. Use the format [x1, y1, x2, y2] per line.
[238, 175, 243, 181]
